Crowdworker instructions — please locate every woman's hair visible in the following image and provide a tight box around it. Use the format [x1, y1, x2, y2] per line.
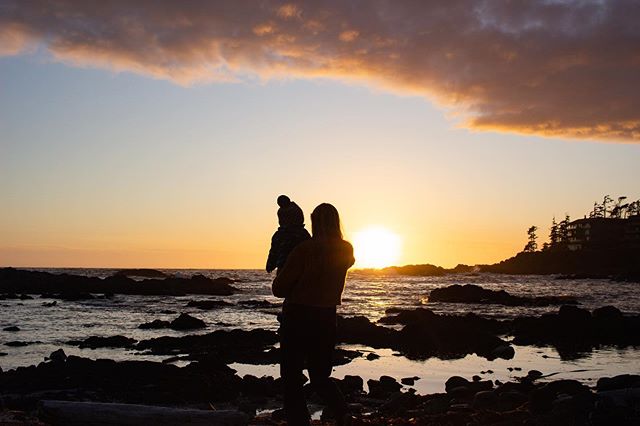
[311, 203, 343, 240]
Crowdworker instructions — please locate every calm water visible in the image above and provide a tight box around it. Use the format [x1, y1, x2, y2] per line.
[1, 269, 639, 392]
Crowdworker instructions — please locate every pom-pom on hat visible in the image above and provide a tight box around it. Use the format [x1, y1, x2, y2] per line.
[277, 195, 291, 207]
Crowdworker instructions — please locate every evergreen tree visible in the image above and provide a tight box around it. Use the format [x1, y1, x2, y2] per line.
[549, 217, 559, 247]
[523, 225, 538, 252]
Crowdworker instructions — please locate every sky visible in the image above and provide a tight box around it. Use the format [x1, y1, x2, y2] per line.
[1, 1, 639, 269]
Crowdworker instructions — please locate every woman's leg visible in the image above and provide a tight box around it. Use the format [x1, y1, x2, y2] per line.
[307, 311, 348, 420]
[280, 307, 311, 425]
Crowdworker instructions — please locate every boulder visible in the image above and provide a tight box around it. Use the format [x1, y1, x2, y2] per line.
[597, 374, 640, 392]
[428, 284, 578, 306]
[3, 326, 20, 332]
[71, 335, 137, 349]
[401, 376, 419, 386]
[367, 376, 402, 399]
[445, 376, 471, 393]
[340, 375, 364, 394]
[138, 319, 171, 330]
[169, 314, 206, 330]
[527, 370, 543, 380]
[472, 390, 498, 409]
[47, 349, 68, 363]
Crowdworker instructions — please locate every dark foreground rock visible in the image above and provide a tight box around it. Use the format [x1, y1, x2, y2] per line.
[377, 305, 640, 360]
[136, 329, 280, 364]
[169, 313, 206, 330]
[2, 351, 639, 425]
[68, 335, 137, 349]
[512, 305, 640, 359]
[339, 310, 513, 361]
[429, 283, 578, 306]
[0, 351, 241, 410]
[0, 268, 238, 297]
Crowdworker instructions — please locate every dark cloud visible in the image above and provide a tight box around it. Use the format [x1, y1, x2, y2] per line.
[2, 0, 639, 141]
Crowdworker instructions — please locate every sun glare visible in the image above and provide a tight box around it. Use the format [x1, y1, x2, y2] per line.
[352, 227, 402, 269]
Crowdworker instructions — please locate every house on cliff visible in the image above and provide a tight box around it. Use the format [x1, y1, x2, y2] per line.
[567, 216, 640, 251]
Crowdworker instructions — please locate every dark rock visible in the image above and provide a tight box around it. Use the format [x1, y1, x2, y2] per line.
[546, 379, 590, 396]
[3, 326, 20, 332]
[112, 269, 168, 279]
[597, 374, 640, 391]
[472, 390, 498, 409]
[136, 329, 279, 365]
[559, 305, 591, 323]
[498, 390, 528, 410]
[333, 348, 363, 365]
[380, 391, 419, 415]
[5, 341, 30, 347]
[445, 376, 470, 393]
[529, 386, 555, 413]
[429, 284, 578, 306]
[367, 376, 402, 399]
[401, 376, 419, 386]
[71, 335, 137, 349]
[375, 309, 513, 361]
[237, 300, 280, 309]
[0, 268, 238, 297]
[449, 386, 472, 399]
[19, 294, 33, 300]
[138, 319, 171, 329]
[472, 375, 481, 382]
[42, 301, 57, 307]
[47, 349, 67, 363]
[241, 374, 278, 397]
[340, 375, 364, 394]
[0, 293, 20, 299]
[366, 352, 380, 361]
[186, 300, 234, 309]
[421, 395, 451, 414]
[529, 380, 590, 414]
[0, 354, 242, 409]
[528, 370, 543, 380]
[592, 305, 623, 321]
[491, 344, 515, 360]
[169, 313, 206, 330]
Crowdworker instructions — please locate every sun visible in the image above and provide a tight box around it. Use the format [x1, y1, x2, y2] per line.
[352, 226, 402, 269]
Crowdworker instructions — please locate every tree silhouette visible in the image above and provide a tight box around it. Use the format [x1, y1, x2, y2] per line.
[602, 195, 613, 218]
[523, 225, 538, 252]
[558, 214, 571, 245]
[549, 217, 559, 247]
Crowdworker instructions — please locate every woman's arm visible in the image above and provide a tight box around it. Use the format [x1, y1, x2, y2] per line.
[271, 244, 305, 298]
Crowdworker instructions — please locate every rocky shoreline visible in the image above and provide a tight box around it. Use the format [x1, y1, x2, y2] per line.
[1, 348, 638, 425]
[2, 271, 640, 424]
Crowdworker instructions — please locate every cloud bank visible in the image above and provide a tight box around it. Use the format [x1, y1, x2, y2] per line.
[2, 0, 639, 141]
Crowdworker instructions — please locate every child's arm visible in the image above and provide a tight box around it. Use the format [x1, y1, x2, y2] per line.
[266, 230, 282, 273]
[272, 244, 305, 298]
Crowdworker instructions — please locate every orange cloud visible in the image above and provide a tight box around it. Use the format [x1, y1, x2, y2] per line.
[2, 0, 639, 141]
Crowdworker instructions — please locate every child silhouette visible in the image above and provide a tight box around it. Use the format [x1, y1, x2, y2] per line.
[266, 195, 311, 273]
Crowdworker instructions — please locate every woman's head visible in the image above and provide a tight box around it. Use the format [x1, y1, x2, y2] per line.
[311, 203, 343, 240]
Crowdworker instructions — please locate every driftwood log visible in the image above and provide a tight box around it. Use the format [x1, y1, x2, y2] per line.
[38, 400, 249, 426]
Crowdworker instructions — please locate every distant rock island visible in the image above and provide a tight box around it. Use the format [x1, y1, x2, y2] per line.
[0, 268, 238, 296]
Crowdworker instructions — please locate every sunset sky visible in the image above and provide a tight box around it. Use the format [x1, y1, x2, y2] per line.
[1, 1, 639, 268]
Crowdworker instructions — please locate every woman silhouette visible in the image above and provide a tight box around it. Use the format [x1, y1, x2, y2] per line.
[272, 203, 355, 425]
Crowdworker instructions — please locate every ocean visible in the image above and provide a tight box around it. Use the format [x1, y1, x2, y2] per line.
[1, 269, 639, 395]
